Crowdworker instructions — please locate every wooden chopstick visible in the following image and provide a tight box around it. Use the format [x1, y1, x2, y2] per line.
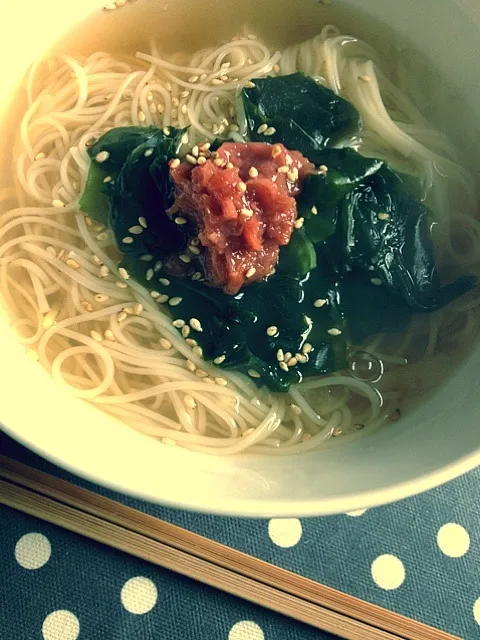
[0, 455, 458, 640]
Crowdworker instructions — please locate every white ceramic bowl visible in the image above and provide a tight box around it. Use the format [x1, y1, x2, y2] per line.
[1, 0, 480, 517]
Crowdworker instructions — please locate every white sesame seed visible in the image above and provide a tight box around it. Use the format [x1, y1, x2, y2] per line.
[145, 268, 154, 281]
[66, 258, 80, 270]
[157, 294, 169, 303]
[311, 206, 318, 215]
[104, 329, 115, 341]
[271, 145, 282, 158]
[162, 126, 171, 136]
[225, 162, 234, 170]
[377, 212, 390, 221]
[186, 359, 196, 372]
[197, 156, 206, 165]
[241, 208, 253, 218]
[85, 217, 94, 228]
[173, 319, 185, 328]
[215, 377, 228, 386]
[179, 254, 191, 264]
[118, 267, 129, 280]
[90, 330, 103, 342]
[248, 166, 259, 178]
[191, 272, 202, 281]
[158, 277, 170, 287]
[159, 337, 172, 349]
[257, 124, 268, 134]
[284, 352, 292, 362]
[96, 231, 110, 242]
[318, 164, 328, 174]
[95, 151, 110, 163]
[230, 124, 239, 132]
[184, 394, 197, 409]
[277, 165, 289, 174]
[245, 81, 256, 88]
[46, 246, 57, 257]
[273, 64, 281, 73]
[287, 171, 297, 182]
[149, 102, 157, 114]
[196, 368, 208, 378]
[186, 338, 197, 347]
[248, 369, 261, 378]
[236, 181, 247, 193]
[214, 354, 226, 365]
[296, 353, 308, 364]
[100, 265, 110, 278]
[140, 254, 154, 262]
[169, 158, 181, 168]
[81, 301, 93, 313]
[150, 290, 161, 299]
[188, 75, 199, 83]
[191, 145, 199, 157]
[35, 152, 46, 160]
[94, 294, 109, 303]
[154, 260, 163, 272]
[266, 325, 278, 337]
[358, 75, 371, 83]
[287, 356, 298, 367]
[302, 343, 313, 354]
[117, 311, 128, 323]
[214, 158, 225, 167]
[294, 218, 304, 229]
[186, 154, 197, 165]
[246, 267, 256, 278]
[144, 148, 154, 158]
[138, 111, 146, 122]
[220, 75, 229, 82]
[290, 403, 302, 416]
[189, 245, 201, 255]
[370, 277, 383, 286]
[190, 318, 203, 332]
[279, 361, 289, 372]
[104, 3, 116, 10]
[181, 325, 191, 338]
[327, 328, 342, 336]
[175, 217, 188, 226]
[264, 127, 276, 136]
[133, 303, 143, 315]
[192, 345, 203, 357]
[169, 296, 183, 306]
[116, 281, 128, 289]
[52, 199, 65, 208]
[122, 236, 134, 244]
[314, 298, 327, 308]
[276, 349, 284, 362]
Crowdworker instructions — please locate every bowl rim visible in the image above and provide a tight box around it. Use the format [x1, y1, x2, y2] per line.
[4, 420, 480, 517]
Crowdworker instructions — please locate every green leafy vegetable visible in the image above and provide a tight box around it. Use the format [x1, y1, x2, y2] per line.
[242, 73, 360, 157]
[276, 227, 317, 277]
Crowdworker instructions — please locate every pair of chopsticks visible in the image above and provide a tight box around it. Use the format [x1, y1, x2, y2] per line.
[0, 454, 458, 640]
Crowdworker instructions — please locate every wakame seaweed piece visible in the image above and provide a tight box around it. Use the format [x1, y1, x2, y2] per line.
[337, 270, 413, 344]
[276, 227, 317, 277]
[110, 129, 186, 258]
[79, 126, 168, 225]
[242, 73, 361, 157]
[336, 167, 477, 310]
[296, 148, 384, 244]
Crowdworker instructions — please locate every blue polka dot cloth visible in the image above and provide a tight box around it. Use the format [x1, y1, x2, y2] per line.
[1, 430, 479, 640]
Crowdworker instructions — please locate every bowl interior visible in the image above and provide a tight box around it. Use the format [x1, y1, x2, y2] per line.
[1, 0, 480, 517]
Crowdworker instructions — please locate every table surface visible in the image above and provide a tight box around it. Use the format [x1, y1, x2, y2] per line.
[1, 431, 479, 640]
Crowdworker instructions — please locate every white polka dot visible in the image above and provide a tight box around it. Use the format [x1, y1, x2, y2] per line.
[121, 576, 158, 614]
[228, 620, 265, 640]
[268, 518, 302, 548]
[15, 533, 51, 570]
[42, 610, 79, 640]
[437, 523, 470, 558]
[346, 509, 367, 517]
[371, 554, 405, 590]
[473, 597, 480, 625]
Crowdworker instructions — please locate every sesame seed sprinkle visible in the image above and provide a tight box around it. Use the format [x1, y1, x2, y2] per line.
[191, 272, 202, 281]
[158, 277, 170, 286]
[186, 338, 197, 347]
[175, 217, 187, 225]
[179, 254, 191, 264]
[181, 325, 191, 338]
[327, 328, 342, 336]
[95, 151, 110, 163]
[118, 267, 129, 280]
[116, 281, 128, 289]
[66, 258, 80, 270]
[192, 345, 203, 357]
[133, 303, 143, 315]
[99, 265, 109, 278]
[184, 394, 197, 409]
[370, 277, 383, 286]
[277, 165, 289, 174]
[214, 354, 226, 365]
[122, 236, 134, 244]
[271, 145, 282, 158]
[189, 245, 201, 255]
[150, 290, 161, 299]
[302, 342, 313, 354]
[245, 81, 256, 88]
[276, 349, 284, 362]
[294, 218, 304, 229]
[287, 356, 298, 367]
[169, 296, 183, 306]
[313, 298, 327, 308]
[311, 206, 318, 215]
[226, 162, 234, 170]
[96, 231, 110, 242]
[236, 181, 247, 193]
[214, 158, 225, 167]
[146, 268, 154, 281]
[241, 208, 253, 218]
[246, 267, 256, 278]
[140, 254, 154, 262]
[144, 148, 154, 157]
[377, 212, 390, 221]
[159, 338, 172, 349]
[248, 166, 259, 178]
[190, 318, 203, 332]
[157, 294, 169, 303]
[257, 124, 268, 134]
[104, 329, 115, 341]
[90, 330, 103, 342]
[248, 369, 261, 378]
[186, 154, 197, 165]
[186, 359, 196, 372]
[264, 127, 276, 136]
[266, 325, 278, 337]
[196, 368, 208, 377]
[117, 311, 128, 322]
[169, 158, 180, 168]
[103, 176, 112, 183]
[290, 403, 302, 416]
[279, 361, 289, 372]
[154, 261, 163, 272]
[173, 319, 185, 328]
[52, 199, 65, 208]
